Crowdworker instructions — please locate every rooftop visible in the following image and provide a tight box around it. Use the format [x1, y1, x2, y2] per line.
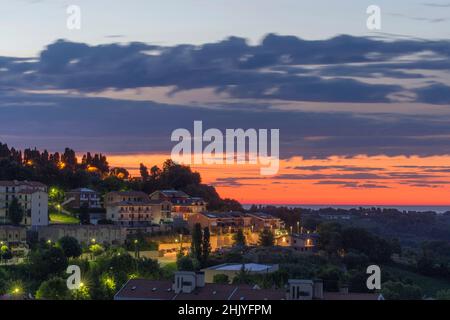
[114, 279, 286, 300]
[69, 188, 98, 193]
[0, 180, 46, 188]
[201, 212, 247, 219]
[159, 190, 189, 198]
[108, 191, 148, 197]
[247, 212, 279, 220]
[206, 263, 275, 272]
[115, 279, 382, 301]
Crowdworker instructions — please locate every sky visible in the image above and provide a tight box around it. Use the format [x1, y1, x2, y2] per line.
[1, 1, 450, 205]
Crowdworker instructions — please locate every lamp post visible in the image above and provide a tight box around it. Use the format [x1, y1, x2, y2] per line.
[0, 241, 4, 265]
[90, 238, 96, 260]
[134, 239, 139, 258]
[297, 221, 300, 234]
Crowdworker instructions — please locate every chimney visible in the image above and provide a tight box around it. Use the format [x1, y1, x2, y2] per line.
[339, 285, 349, 295]
[196, 272, 205, 287]
[173, 271, 197, 294]
[287, 280, 314, 300]
[313, 279, 324, 300]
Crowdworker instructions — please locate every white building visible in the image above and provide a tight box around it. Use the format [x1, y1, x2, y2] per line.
[0, 181, 49, 228]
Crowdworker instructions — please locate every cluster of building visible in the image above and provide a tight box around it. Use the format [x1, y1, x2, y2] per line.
[187, 211, 284, 235]
[114, 269, 383, 300]
[0, 180, 318, 253]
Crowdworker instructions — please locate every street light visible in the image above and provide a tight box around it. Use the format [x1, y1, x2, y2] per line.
[179, 234, 183, 252]
[297, 221, 300, 234]
[134, 239, 139, 258]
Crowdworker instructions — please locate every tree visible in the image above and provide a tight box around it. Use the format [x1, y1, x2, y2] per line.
[8, 197, 24, 226]
[1, 245, 12, 261]
[29, 247, 68, 280]
[49, 187, 65, 204]
[79, 203, 90, 225]
[213, 274, 229, 284]
[258, 229, 275, 247]
[90, 244, 105, 257]
[381, 281, 422, 300]
[58, 236, 82, 258]
[110, 167, 129, 180]
[202, 227, 211, 266]
[232, 265, 252, 285]
[139, 163, 149, 181]
[318, 266, 346, 292]
[36, 277, 71, 300]
[177, 254, 195, 271]
[436, 289, 450, 300]
[191, 223, 203, 262]
[317, 222, 343, 256]
[233, 229, 246, 248]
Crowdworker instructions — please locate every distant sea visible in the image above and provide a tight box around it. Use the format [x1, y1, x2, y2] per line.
[242, 204, 450, 214]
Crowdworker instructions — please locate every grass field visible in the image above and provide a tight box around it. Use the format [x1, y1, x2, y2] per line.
[49, 212, 80, 224]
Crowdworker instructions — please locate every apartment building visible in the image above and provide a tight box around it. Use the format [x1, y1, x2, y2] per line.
[187, 212, 253, 234]
[288, 232, 319, 252]
[247, 212, 284, 231]
[149, 190, 207, 220]
[64, 188, 101, 209]
[187, 211, 284, 235]
[0, 181, 48, 227]
[105, 191, 172, 230]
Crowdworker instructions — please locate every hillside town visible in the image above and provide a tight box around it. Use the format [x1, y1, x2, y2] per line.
[0, 179, 388, 300]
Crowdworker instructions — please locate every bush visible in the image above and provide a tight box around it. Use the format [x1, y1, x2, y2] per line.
[381, 281, 422, 300]
[213, 274, 229, 284]
[436, 289, 450, 300]
[58, 236, 82, 258]
[36, 277, 71, 300]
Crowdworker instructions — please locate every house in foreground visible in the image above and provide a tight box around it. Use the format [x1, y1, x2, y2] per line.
[114, 271, 383, 300]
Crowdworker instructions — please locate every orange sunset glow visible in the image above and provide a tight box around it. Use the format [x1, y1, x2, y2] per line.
[106, 153, 450, 206]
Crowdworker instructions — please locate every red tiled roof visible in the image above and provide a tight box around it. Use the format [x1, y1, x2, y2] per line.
[115, 279, 381, 301]
[174, 283, 238, 300]
[115, 280, 175, 300]
[115, 280, 287, 300]
[230, 286, 286, 300]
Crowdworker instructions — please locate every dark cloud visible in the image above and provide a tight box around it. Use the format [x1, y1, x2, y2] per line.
[1, 34, 450, 159]
[315, 181, 390, 189]
[2, 91, 450, 158]
[292, 165, 385, 172]
[1, 34, 450, 104]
